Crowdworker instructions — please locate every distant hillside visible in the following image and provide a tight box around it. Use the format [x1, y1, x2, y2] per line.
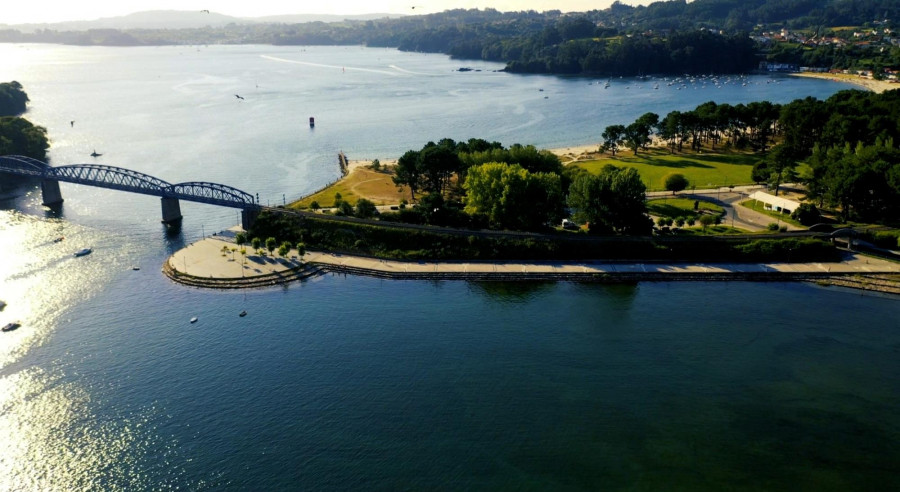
[595, 0, 898, 30]
[0, 10, 405, 33]
[0, 1, 896, 77]
[253, 13, 404, 24]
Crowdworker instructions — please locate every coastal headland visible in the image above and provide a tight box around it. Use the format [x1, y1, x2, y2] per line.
[163, 228, 900, 293]
[164, 76, 900, 293]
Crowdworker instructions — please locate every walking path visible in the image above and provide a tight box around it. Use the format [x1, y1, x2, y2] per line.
[163, 229, 900, 290]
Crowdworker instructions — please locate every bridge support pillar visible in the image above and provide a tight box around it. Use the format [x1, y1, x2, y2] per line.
[41, 179, 63, 205]
[161, 197, 183, 225]
[241, 208, 259, 230]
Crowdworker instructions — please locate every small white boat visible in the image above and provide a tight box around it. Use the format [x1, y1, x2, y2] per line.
[2, 321, 21, 332]
[190, 317, 198, 324]
[74, 248, 92, 257]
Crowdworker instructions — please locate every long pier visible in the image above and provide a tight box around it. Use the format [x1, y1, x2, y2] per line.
[338, 151, 349, 176]
[0, 155, 260, 228]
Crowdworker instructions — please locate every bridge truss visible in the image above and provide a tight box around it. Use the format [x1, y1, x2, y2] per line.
[0, 155, 258, 209]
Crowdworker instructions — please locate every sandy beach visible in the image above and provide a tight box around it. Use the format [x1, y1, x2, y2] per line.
[790, 71, 899, 94]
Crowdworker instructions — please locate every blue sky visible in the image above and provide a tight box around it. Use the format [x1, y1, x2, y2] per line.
[6, 0, 652, 24]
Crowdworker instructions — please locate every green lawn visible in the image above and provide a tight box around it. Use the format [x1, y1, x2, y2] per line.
[573, 148, 760, 191]
[646, 197, 724, 219]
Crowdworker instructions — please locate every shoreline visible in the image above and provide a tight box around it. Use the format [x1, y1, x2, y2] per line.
[163, 231, 900, 294]
[789, 71, 899, 94]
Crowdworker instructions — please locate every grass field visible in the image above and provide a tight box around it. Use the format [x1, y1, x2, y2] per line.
[289, 168, 408, 209]
[646, 197, 724, 219]
[572, 148, 760, 191]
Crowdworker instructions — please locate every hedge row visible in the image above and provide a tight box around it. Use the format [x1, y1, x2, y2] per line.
[248, 210, 840, 263]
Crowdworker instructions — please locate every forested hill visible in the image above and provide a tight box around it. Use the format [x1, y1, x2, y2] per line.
[596, 0, 898, 31]
[0, 0, 896, 76]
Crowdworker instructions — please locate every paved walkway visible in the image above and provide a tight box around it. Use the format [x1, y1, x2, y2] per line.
[165, 229, 900, 286]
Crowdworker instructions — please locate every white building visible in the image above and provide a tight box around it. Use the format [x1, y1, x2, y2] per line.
[748, 191, 800, 214]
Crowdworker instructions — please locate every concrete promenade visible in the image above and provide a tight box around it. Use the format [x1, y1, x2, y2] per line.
[163, 230, 900, 289]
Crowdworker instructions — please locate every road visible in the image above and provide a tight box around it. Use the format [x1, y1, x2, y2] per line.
[649, 185, 804, 232]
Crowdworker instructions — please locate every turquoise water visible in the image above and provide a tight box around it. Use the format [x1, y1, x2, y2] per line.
[2, 45, 898, 490]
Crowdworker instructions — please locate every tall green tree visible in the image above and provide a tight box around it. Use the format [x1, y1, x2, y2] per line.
[622, 113, 658, 155]
[419, 141, 462, 194]
[0, 81, 28, 117]
[464, 162, 563, 230]
[601, 124, 625, 156]
[392, 149, 424, 201]
[765, 144, 799, 196]
[566, 165, 651, 234]
[0, 116, 49, 160]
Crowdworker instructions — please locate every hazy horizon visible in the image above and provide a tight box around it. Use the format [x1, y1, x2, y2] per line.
[4, 0, 652, 25]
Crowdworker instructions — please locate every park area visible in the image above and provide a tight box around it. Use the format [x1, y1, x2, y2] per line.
[289, 167, 409, 209]
[571, 147, 758, 191]
[290, 146, 764, 211]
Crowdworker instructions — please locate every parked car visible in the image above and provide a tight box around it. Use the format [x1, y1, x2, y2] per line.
[561, 219, 579, 230]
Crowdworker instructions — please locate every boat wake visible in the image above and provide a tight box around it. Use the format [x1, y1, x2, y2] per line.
[261, 55, 400, 77]
[388, 65, 436, 76]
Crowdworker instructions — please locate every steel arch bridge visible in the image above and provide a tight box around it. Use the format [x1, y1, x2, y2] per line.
[0, 155, 257, 209]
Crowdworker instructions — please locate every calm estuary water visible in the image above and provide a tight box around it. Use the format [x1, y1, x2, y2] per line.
[1, 44, 898, 490]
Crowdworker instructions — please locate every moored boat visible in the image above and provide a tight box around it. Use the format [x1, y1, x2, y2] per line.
[74, 248, 92, 257]
[2, 321, 21, 332]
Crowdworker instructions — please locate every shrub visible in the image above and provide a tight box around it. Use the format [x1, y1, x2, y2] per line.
[699, 214, 716, 231]
[869, 230, 900, 249]
[663, 173, 689, 195]
[310, 201, 320, 210]
[767, 223, 779, 231]
[355, 198, 377, 219]
[790, 203, 820, 226]
[265, 237, 277, 253]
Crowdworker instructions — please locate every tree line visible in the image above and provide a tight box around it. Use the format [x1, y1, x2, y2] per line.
[385, 138, 652, 235]
[0, 82, 49, 160]
[602, 100, 782, 158]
